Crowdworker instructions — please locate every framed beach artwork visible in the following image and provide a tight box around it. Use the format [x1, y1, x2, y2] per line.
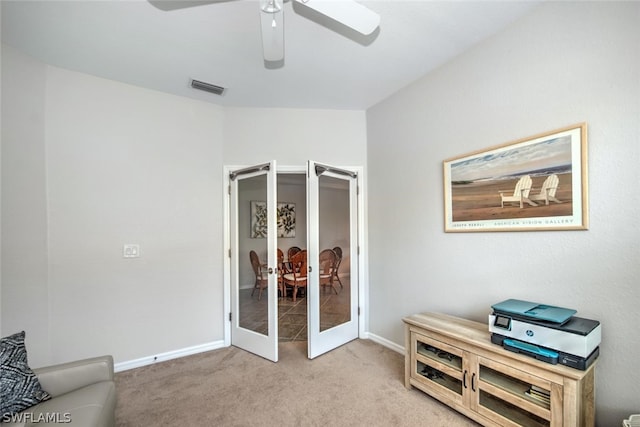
[443, 123, 588, 232]
[250, 201, 296, 238]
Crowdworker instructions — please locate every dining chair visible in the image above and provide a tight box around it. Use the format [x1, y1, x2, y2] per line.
[277, 248, 286, 298]
[282, 249, 307, 302]
[319, 248, 339, 295]
[287, 246, 301, 261]
[249, 250, 268, 301]
[332, 246, 344, 289]
[287, 246, 302, 277]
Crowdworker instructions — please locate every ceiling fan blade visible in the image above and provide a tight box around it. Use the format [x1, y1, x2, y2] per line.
[259, 1, 285, 63]
[293, 0, 380, 35]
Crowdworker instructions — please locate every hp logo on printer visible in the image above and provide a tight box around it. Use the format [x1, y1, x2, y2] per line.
[526, 330, 534, 337]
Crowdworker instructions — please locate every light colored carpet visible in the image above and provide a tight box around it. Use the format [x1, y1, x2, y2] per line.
[115, 339, 479, 426]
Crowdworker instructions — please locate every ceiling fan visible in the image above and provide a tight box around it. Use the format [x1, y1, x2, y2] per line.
[150, 0, 380, 67]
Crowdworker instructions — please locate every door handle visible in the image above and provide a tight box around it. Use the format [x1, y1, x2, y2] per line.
[268, 267, 274, 274]
[471, 373, 476, 392]
[463, 370, 468, 389]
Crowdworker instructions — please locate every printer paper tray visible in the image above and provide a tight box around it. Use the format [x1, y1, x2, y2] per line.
[491, 333, 599, 370]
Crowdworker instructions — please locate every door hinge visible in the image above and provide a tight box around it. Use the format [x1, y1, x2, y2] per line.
[357, 185, 359, 195]
[228, 185, 231, 195]
[358, 307, 361, 316]
[228, 248, 231, 258]
[229, 312, 232, 322]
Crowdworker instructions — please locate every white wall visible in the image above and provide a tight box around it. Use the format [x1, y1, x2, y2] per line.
[366, 2, 639, 425]
[0, 0, 2, 337]
[223, 107, 366, 166]
[1, 46, 227, 365]
[0, 47, 368, 367]
[0, 4, 3, 336]
[44, 67, 226, 364]
[1, 45, 51, 365]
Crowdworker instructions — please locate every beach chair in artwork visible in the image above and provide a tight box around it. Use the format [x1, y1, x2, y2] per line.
[530, 174, 563, 206]
[499, 175, 537, 208]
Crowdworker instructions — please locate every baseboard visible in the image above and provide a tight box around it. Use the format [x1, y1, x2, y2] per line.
[365, 332, 404, 354]
[114, 340, 226, 372]
[115, 335, 401, 372]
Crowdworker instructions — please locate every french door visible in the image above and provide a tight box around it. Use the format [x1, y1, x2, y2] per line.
[229, 161, 278, 362]
[227, 160, 359, 361]
[307, 161, 359, 359]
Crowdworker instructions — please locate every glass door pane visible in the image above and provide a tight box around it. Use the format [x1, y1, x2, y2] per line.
[238, 175, 269, 335]
[307, 161, 358, 359]
[318, 175, 350, 332]
[230, 161, 278, 362]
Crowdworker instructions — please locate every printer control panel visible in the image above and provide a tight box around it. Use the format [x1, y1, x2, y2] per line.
[493, 314, 512, 331]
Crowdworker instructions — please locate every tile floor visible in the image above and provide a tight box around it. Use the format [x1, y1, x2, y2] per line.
[239, 277, 351, 342]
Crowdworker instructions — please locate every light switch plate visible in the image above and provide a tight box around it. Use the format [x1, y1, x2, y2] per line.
[123, 244, 140, 258]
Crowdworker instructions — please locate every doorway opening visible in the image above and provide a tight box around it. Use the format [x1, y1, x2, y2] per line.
[226, 162, 363, 361]
[237, 172, 309, 342]
[236, 172, 352, 342]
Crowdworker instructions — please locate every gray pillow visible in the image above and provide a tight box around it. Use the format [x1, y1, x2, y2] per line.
[0, 331, 51, 418]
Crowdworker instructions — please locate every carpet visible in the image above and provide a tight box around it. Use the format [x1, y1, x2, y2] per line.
[115, 339, 478, 426]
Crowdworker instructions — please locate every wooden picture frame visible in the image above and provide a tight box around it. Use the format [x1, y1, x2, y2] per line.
[443, 123, 588, 232]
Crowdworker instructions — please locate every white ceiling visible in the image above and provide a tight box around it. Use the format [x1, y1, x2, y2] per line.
[1, 0, 541, 110]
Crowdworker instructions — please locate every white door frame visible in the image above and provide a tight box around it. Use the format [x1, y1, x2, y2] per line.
[222, 164, 367, 349]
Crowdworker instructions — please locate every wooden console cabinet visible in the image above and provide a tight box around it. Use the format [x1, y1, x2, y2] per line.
[404, 313, 595, 427]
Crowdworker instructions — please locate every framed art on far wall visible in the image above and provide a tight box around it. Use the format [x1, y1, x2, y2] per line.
[250, 201, 296, 238]
[443, 123, 588, 232]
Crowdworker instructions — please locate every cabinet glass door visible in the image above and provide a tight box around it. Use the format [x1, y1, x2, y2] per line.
[476, 357, 554, 427]
[412, 333, 465, 403]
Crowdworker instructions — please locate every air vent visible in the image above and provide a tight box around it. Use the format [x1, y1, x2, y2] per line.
[190, 79, 225, 96]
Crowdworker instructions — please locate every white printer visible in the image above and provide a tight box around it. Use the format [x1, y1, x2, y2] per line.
[489, 299, 600, 370]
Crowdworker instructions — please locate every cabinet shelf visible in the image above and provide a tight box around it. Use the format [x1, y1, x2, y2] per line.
[480, 392, 550, 427]
[404, 312, 596, 427]
[417, 343, 463, 371]
[480, 366, 551, 414]
[416, 361, 463, 395]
